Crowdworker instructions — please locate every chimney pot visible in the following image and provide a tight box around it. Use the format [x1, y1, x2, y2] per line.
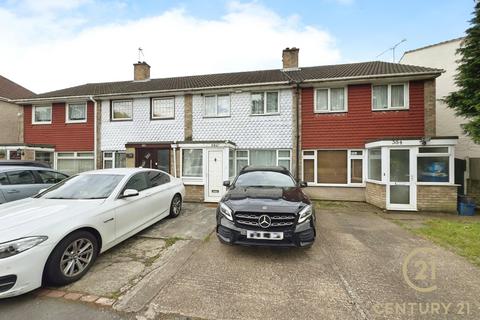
[282, 47, 299, 70]
[133, 61, 150, 81]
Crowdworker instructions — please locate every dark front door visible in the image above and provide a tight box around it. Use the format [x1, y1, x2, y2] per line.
[136, 148, 170, 173]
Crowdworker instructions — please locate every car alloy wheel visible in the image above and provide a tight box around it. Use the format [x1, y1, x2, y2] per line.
[170, 194, 182, 218]
[60, 238, 94, 277]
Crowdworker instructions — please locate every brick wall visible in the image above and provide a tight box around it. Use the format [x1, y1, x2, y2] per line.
[126, 147, 135, 168]
[184, 185, 204, 202]
[417, 185, 458, 213]
[0, 101, 22, 144]
[424, 79, 436, 137]
[184, 94, 193, 141]
[365, 182, 386, 209]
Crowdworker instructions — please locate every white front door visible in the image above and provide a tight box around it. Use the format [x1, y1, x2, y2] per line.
[205, 150, 224, 202]
[387, 148, 417, 210]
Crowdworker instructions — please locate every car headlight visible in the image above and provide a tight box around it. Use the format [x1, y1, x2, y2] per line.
[219, 202, 233, 221]
[298, 205, 312, 223]
[0, 236, 48, 259]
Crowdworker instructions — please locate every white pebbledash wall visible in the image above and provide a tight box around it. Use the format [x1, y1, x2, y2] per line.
[192, 89, 293, 149]
[401, 38, 480, 159]
[100, 96, 185, 151]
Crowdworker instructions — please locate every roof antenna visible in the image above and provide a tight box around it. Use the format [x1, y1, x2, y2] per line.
[376, 39, 407, 63]
[138, 47, 145, 62]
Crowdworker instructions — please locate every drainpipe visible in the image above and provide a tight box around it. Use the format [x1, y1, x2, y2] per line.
[172, 142, 177, 178]
[90, 96, 98, 169]
[295, 81, 301, 180]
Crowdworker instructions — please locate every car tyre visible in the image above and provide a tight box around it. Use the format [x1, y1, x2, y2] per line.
[169, 194, 182, 218]
[44, 230, 99, 286]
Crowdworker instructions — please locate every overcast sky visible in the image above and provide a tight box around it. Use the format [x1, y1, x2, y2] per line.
[0, 0, 473, 93]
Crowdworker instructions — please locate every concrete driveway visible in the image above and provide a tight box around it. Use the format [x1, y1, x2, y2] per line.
[3, 201, 480, 320]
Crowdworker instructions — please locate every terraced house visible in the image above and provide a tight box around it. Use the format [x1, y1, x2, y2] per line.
[13, 48, 458, 210]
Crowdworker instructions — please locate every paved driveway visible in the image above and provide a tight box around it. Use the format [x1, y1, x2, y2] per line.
[2, 201, 480, 320]
[129, 202, 480, 320]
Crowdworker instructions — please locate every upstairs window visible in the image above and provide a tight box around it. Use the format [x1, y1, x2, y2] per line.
[33, 105, 52, 124]
[66, 103, 87, 123]
[205, 94, 230, 117]
[151, 97, 175, 119]
[251, 91, 279, 115]
[111, 100, 133, 121]
[372, 83, 408, 110]
[315, 87, 347, 112]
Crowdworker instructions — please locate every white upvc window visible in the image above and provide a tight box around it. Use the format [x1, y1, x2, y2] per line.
[372, 83, 409, 110]
[302, 149, 365, 186]
[204, 94, 230, 117]
[103, 151, 126, 169]
[56, 151, 95, 176]
[251, 91, 279, 115]
[181, 149, 203, 178]
[417, 146, 454, 184]
[234, 149, 291, 174]
[314, 87, 347, 113]
[111, 100, 133, 121]
[66, 102, 87, 123]
[151, 97, 175, 119]
[32, 105, 52, 124]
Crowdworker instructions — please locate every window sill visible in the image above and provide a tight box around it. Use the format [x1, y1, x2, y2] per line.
[249, 113, 280, 117]
[181, 177, 204, 185]
[314, 110, 348, 114]
[366, 179, 385, 185]
[416, 182, 458, 186]
[150, 117, 175, 120]
[372, 107, 409, 112]
[110, 119, 133, 122]
[32, 121, 52, 125]
[66, 120, 87, 124]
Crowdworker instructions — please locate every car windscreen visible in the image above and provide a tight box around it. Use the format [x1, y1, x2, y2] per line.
[235, 171, 296, 188]
[38, 174, 125, 199]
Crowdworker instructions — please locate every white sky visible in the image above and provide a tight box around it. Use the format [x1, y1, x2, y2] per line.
[0, 1, 341, 93]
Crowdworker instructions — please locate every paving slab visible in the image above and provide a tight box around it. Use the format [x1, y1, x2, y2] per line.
[139, 203, 216, 240]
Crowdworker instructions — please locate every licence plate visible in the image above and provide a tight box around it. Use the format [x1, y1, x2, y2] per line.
[246, 230, 284, 240]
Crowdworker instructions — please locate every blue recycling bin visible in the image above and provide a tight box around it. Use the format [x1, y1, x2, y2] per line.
[458, 196, 476, 216]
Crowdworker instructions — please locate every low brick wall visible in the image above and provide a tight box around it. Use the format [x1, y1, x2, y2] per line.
[417, 185, 458, 213]
[365, 182, 386, 209]
[305, 186, 365, 202]
[185, 185, 204, 202]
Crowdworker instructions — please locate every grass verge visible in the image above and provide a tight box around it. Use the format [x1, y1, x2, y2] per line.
[411, 219, 480, 267]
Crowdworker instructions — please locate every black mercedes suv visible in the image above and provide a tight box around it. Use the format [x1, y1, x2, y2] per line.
[216, 166, 315, 247]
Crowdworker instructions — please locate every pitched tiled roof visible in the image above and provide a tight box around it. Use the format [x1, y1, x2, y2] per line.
[25, 61, 442, 100]
[0, 75, 35, 100]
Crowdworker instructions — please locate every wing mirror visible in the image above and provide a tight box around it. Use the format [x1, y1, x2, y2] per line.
[122, 189, 139, 198]
[299, 181, 308, 188]
[223, 180, 231, 188]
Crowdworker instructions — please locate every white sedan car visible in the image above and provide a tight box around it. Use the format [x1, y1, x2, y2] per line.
[0, 168, 185, 298]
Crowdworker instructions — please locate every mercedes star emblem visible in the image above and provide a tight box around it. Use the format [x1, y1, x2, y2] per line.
[258, 215, 271, 228]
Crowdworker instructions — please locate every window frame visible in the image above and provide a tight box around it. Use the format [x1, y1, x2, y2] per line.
[55, 151, 95, 175]
[32, 105, 52, 125]
[234, 149, 292, 174]
[150, 97, 175, 120]
[416, 146, 454, 185]
[250, 91, 280, 116]
[103, 151, 126, 169]
[204, 94, 231, 118]
[66, 102, 88, 124]
[180, 148, 204, 181]
[371, 83, 409, 111]
[110, 99, 133, 121]
[314, 87, 348, 113]
[302, 149, 365, 186]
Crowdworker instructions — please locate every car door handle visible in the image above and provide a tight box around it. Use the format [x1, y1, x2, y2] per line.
[103, 218, 114, 223]
[6, 190, 19, 194]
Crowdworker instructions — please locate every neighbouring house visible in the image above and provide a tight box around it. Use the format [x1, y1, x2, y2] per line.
[0, 75, 37, 162]
[401, 37, 480, 204]
[13, 48, 458, 211]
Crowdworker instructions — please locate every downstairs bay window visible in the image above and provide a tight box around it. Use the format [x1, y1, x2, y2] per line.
[302, 150, 364, 185]
[417, 147, 452, 183]
[182, 149, 203, 178]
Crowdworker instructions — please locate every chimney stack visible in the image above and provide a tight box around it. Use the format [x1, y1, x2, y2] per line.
[133, 61, 150, 81]
[282, 47, 299, 70]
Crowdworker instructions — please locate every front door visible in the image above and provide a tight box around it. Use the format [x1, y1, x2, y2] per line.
[136, 148, 170, 172]
[387, 149, 416, 210]
[206, 150, 224, 202]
